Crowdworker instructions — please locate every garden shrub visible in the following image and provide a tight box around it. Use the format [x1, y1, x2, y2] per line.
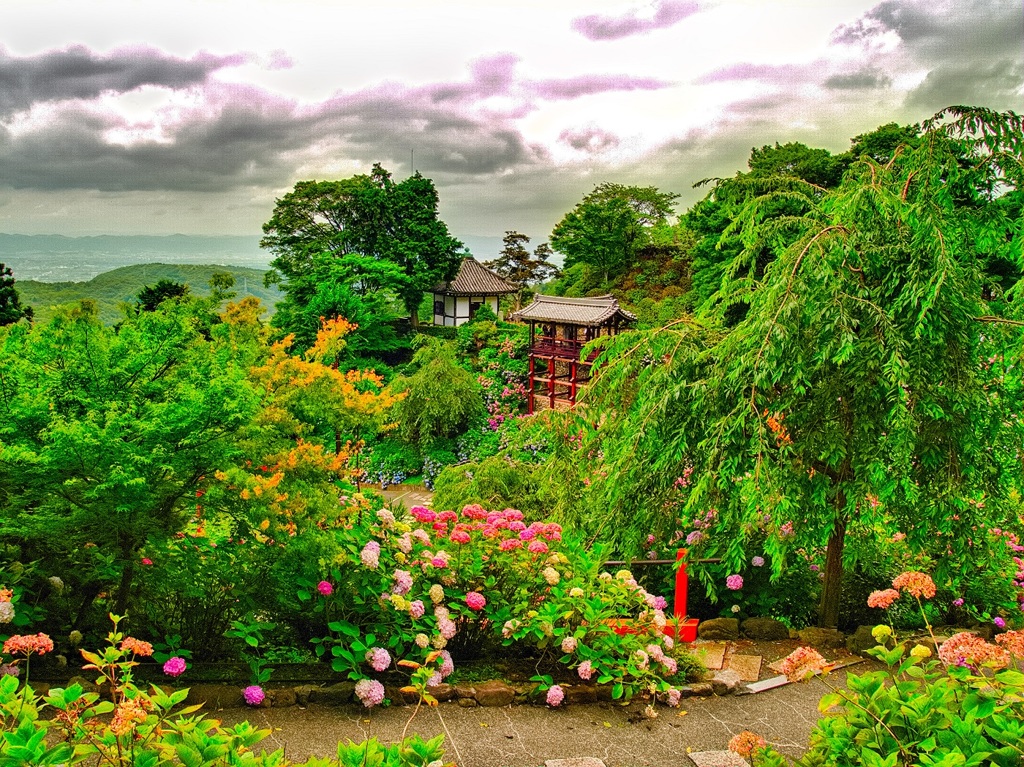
[306, 504, 701, 705]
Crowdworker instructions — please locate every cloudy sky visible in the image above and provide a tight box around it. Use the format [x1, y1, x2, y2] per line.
[0, 0, 1020, 249]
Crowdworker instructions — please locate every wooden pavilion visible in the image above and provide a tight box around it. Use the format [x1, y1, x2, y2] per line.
[511, 294, 636, 413]
[431, 258, 517, 327]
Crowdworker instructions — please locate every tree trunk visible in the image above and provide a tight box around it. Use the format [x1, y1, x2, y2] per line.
[817, 509, 847, 628]
[114, 556, 136, 617]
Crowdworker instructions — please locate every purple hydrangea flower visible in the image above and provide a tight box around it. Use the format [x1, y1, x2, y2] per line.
[243, 685, 265, 706]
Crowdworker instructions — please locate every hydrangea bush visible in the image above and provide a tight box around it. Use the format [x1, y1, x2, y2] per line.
[309, 504, 701, 705]
[0, 615, 448, 767]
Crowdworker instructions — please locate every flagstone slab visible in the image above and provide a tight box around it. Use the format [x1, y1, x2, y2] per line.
[545, 759, 606, 767]
[694, 642, 727, 670]
[726, 654, 762, 682]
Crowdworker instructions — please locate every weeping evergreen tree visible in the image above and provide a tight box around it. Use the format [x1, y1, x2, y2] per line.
[576, 107, 1024, 627]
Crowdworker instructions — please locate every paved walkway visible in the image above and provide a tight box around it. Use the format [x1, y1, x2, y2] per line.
[378, 483, 434, 511]
[216, 666, 858, 767]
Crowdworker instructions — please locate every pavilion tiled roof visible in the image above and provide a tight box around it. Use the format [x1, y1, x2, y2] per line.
[433, 258, 517, 296]
[510, 294, 637, 327]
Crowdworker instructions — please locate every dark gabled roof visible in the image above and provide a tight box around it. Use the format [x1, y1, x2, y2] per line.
[433, 258, 517, 296]
[510, 294, 637, 327]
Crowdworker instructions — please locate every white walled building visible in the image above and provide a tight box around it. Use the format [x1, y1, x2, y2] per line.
[431, 257, 517, 327]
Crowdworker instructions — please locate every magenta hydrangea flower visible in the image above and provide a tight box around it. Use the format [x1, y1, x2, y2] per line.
[577, 660, 594, 680]
[726, 574, 744, 590]
[163, 657, 186, 677]
[411, 506, 436, 523]
[366, 647, 391, 672]
[317, 580, 333, 596]
[953, 598, 965, 607]
[243, 685, 265, 706]
[465, 592, 486, 611]
[519, 527, 537, 541]
[355, 678, 385, 708]
[995, 617, 1006, 629]
[546, 685, 564, 707]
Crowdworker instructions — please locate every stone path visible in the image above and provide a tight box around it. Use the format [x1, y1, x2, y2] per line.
[378, 482, 433, 511]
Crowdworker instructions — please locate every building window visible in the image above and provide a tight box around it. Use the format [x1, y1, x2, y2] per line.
[434, 299, 445, 316]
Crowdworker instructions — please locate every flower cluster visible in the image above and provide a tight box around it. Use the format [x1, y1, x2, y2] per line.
[366, 647, 391, 672]
[778, 646, 828, 682]
[892, 571, 937, 599]
[545, 685, 564, 707]
[355, 678, 386, 708]
[120, 637, 154, 656]
[867, 588, 901, 609]
[728, 731, 768, 757]
[242, 685, 265, 706]
[725, 574, 743, 591]
[938, 632, 1010, 669]
[3, 633, 54, 656]
[163, 657, 187, 677]
[110, 697, 153, 736]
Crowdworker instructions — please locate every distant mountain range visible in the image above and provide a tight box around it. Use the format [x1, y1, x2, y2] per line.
[0, 233, 267, 282]
[16, 263, 282, 325]
[0, 232, 509, 284]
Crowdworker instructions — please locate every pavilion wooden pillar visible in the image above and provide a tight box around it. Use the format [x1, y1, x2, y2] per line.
[548, 356, 555, 409]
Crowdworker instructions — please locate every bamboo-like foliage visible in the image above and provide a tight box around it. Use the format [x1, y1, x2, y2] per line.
[579, 107, 1024, 626]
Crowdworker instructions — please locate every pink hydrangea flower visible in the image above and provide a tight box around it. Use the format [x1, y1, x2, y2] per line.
[361, 541, 381, 569]
[726, 574, 743, 590]
[560, 636, 578, 653]
[410, 600, 425, 619]
[528, 540, 549, 554]
[867, 589, 900, 609]
[243, 685, 265, 706]
[462, 504, 487, 520]
[577, 660, 594, 680]
[508, 521, 527, 533]
[163, 657, 186, 677]
[437, 511, 458, 523]
[141, 558, 153, 566]
[751, 556, 765, 567]
[546, 685, 564, 706]
[667, 688, 681, 707]
[439, 650, 454, 678]
[392, 570, 413, 596]
[519, 527, 537, 541]
[317, 580, 333, 596]
[449, 530, 471, 544]
[499, 539, 522, 551]
[439, 618, 458, 639]
[355, 678, 385, 708]
[366, 647, 391, 672]
[465, 592, 486, 611]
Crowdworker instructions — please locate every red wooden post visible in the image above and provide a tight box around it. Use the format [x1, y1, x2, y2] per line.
[674, 548, 688, 622]
[527, 355, 535, 415]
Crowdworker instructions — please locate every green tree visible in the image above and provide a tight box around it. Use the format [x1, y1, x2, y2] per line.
[0, 263, 31, 325]
[390, 338, 484, 445]
[550, 183, 678, 285]
[262, 164, 464, 333]
[136, 279, 189, 312]
[747, 141, 847, 188]
[0, 299, 260, 615]
[484, 231, 560, 310]
[577, 107, 1024, 627]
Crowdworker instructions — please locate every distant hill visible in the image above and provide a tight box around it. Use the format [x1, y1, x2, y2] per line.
[0, 233, 267, 282]
[17, 263, 283, 325]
